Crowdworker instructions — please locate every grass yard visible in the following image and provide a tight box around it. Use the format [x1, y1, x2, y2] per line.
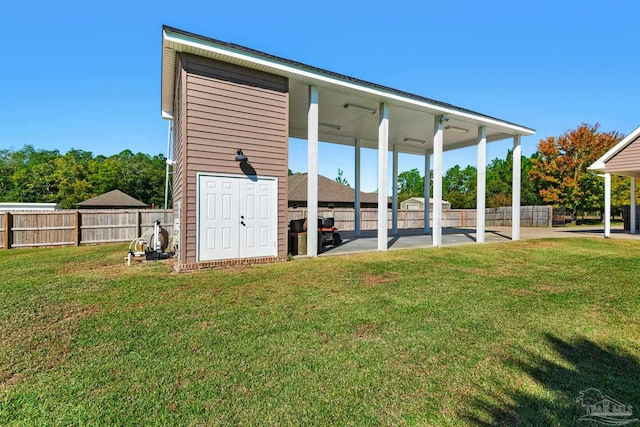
[1, 238, 639, 426]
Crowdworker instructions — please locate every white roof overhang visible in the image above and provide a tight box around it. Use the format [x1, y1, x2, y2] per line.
[161, 26, 535, 155]
[590, 126, 640, 174]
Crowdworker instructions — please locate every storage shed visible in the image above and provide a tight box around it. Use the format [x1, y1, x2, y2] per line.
[400, 197, 450, 211]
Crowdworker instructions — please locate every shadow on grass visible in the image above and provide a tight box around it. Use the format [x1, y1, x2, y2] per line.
[464, 334, 640, 426]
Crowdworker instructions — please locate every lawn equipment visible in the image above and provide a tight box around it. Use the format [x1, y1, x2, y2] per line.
[318, 216, 342, 248]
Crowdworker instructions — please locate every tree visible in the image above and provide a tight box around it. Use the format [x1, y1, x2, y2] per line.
[1, 146, 60, 203]
[397, 168, 423, 201]
[530, 123, 621, 221]
[486, 150, 542, 208]
[335, 168, 350, 187]
[0, 146, 170, 208]
[443, 165, 476, 208]
[50, 149, 94, 208]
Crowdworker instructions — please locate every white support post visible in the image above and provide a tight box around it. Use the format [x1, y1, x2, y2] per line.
[307, 86, 319, 256]
[512, 135, 522, 241]
[354, 138, 361, 236]
[476, 126, 487, 243]
[433, 116, 444, 247]
[392, 144, 398, 235]
[604, 172, 611, 238]
[631, 177, 636, 235]
[377, 103, 389, 251]
[476, 126, 486, 243]
[424, 150, 431, 234]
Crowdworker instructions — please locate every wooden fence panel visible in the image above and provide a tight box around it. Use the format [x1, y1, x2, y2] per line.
[11, 211, 76, 248]
[0, 213, 5, 248]
[0, 209, 173, 250]
[139, 210, 174, 237]
[287, 206, 552, 230]
[80, 210, 140, 244]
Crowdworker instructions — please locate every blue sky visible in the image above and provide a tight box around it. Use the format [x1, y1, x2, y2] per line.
[2, 1, 638, 192]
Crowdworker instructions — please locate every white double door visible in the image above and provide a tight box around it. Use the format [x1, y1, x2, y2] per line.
[199, 174, 277, 261]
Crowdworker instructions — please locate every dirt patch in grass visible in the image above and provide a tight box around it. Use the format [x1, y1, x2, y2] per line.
[356, 322, 381, 341]
[56, 259, 129, 277]
[362, 272, 399, 286]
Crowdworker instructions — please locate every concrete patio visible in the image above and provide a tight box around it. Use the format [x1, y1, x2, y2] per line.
[313, 224, 637, 257]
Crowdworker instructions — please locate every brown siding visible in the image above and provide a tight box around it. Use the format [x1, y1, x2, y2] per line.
[606, 135, 640, 173]
[172, 54, 187, 262]
[181, 54, 289, 263]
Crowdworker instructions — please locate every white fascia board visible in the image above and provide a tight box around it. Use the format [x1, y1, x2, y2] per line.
[590, 125, 640, 171]
[163, 30, 535, 136]
[162, 111, 174, 120]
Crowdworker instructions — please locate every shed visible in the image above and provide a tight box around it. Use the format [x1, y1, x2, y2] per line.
[76, 190, 147, 209]
[161, 26, 534, 269]
[400, 197, 450, 211]
[590, 125, 640, 236]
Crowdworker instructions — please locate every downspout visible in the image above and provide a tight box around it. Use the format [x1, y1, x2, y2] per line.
[164, 120, 173, 209]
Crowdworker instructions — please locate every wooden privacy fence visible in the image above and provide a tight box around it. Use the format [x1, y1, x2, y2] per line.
[288, 206, 553, 231]
[1, 210, 173, 250]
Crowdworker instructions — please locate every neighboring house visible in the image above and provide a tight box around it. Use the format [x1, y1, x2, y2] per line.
[288, 172, 387, 209]
[0, 203, 59, 212]
[400, 197, 450, 211]
[161, 26, 534, 269]
[76, 190, 147, 209]
[590, 125, 640, 236]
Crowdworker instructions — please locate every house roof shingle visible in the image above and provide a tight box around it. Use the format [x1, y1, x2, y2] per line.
[76, 189, 148, 208]
[288, 173, 384, 204]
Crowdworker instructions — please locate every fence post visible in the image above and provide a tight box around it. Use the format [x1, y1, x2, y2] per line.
[136, 210, 142, 238]
[74, 211, 81, 246]
[4, 212, 12, 249]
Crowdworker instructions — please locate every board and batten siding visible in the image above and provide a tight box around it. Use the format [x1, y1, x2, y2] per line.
[606, 134, 640, 174]
[172, 53, 187, 262]
[177, 53, 289, 264]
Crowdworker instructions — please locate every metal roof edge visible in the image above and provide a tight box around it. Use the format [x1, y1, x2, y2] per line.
[161, 25, 535, 135]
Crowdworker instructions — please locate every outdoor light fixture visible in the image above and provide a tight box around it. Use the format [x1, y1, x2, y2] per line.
[403, 137, 426, 144]
[235, 149, 248, 162]
[439, 116, 450, 124]
[445, 125, 469, 134]
[319, 122, 341, 131]
[344, 103, 377, 114]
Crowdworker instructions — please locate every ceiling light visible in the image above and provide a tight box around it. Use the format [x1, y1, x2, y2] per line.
[319, 122, 341, 131]
[445, 125, 469, 134]
[403, 137, 426, 144]
[343, 103, 377, 114]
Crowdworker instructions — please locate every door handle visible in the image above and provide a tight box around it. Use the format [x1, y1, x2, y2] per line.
[241, 221, 245, 226]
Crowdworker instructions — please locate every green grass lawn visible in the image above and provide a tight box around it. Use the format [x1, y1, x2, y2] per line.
[1, 238, 639, 426]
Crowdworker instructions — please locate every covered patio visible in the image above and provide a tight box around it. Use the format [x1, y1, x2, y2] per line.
[162, 27, 536, 260]
[284, 58, 536, 256]
[590, 125, 640, 237]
